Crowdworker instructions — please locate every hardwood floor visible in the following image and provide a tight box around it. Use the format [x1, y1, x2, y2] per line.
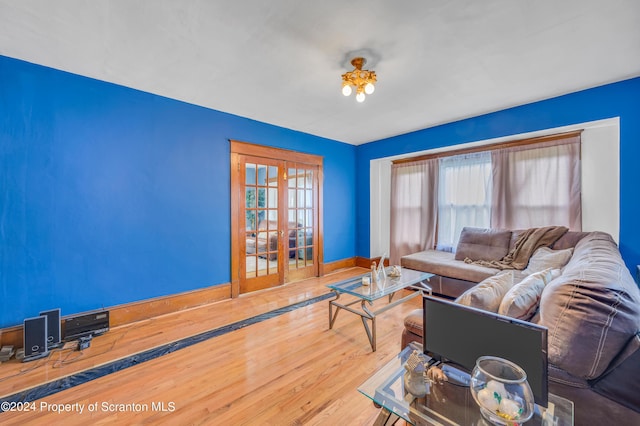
[0, 268, 419, 425]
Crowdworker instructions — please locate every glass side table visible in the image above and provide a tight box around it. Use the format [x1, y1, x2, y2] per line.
[327, 268, 433, 351]
[359, 344, 574, 425]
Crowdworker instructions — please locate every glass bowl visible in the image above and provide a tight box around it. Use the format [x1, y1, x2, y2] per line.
[470, 356, 535, 425]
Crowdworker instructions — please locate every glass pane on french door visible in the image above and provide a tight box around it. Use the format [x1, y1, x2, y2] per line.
[287, 164, 314, 271]
[245, 162, 279, 280]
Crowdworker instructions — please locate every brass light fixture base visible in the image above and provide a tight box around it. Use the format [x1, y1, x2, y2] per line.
[351, 57, 366, 70]
[341, 57, 377, 102]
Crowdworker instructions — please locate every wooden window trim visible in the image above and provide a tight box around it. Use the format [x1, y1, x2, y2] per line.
[392, 130, 583, 165]
[230, 140, 323, 166]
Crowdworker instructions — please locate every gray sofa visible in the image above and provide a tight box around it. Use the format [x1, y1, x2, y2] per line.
[246, 220, 302, 260]
[401, 227, 589, 299]
[401, 230, 640, 425]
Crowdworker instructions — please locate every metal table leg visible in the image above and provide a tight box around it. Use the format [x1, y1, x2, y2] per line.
[361, 301, 376, 351]
[328, 285, 430, 352]
[328, 290, 340, 329]
[372, 407, 401, 426]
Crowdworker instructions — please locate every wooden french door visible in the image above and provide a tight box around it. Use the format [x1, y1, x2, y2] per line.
[230, 141, 322, 296]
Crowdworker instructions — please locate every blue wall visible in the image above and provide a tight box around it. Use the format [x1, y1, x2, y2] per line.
[2, 53, 637, 329]
[0, 56, 356, 328]
[356, 77, 640, 274]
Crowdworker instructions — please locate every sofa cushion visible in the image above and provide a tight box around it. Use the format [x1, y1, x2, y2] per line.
[550, 231, 590, 250]
[454, 227, 512, 261]
[522, 247, 573, 275]
[401, 249, 498, 283]
[539, 232, 640, 380]
[512, 229, 585, 252]
[498, 268, 559, 320]
[455, 271, 515, 312]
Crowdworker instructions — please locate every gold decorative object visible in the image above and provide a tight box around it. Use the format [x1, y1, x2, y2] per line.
[341, 57, 377, 103]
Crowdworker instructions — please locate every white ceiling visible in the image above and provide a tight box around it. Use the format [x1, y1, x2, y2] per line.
[1, 1, 639, 145]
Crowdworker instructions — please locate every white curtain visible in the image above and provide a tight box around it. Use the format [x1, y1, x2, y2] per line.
[491, 135, 582, 230]
[390, 158, 439, 265]
[436, 152, 493, 252]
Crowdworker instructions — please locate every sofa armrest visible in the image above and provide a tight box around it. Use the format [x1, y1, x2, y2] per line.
[268, 232, 278, 252]
[401, 249, 497, 283]
[591, 333, 640, 413]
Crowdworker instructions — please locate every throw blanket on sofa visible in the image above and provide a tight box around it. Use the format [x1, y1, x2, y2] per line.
[465, 226, 568, 270]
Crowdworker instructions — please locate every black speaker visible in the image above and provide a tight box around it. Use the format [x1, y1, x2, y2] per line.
[39, 308, 62, 349]
[23, 316, 49, 362]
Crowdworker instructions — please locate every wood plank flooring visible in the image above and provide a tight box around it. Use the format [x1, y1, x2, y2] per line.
[0, 268, 419, 425]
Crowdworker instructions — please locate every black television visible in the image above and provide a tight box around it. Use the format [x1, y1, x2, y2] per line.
[422, 295, 548, 407]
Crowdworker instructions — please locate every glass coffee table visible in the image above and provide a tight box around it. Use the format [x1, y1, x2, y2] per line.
[359, 343, 574, 425]
[327, 267, 433, 351]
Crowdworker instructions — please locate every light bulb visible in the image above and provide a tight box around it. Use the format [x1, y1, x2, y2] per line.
[364, 82, 375, 95]
[356, 92, 366, 103]
[342, 85, 352, 96]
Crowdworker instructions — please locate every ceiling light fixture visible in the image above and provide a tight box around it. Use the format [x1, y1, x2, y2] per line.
[341, 57, 376, 103]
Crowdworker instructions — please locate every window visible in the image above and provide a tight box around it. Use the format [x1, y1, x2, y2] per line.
[389, 132, 581, 262]
[491, 140, 581, 230]
[436, 152, 492, 252]
[389, 159, 439, 264]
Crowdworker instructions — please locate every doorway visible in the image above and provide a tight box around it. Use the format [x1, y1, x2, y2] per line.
[230, 141, 322, 296]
